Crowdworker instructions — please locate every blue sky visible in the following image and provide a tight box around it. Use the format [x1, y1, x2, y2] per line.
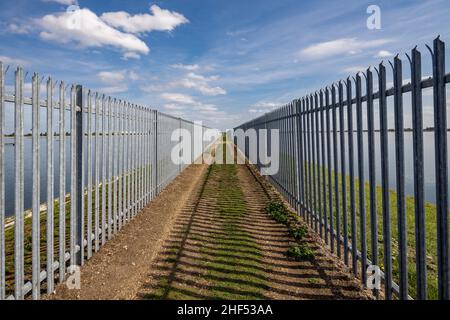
[0, 0, 449, 130]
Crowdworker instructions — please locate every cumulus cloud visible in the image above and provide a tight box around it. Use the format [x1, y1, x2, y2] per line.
[341, 66, 367, 74]
[161, 93, 196, 105]
[7, 23, 33, 34]
[42, 0, 77, 4]
[160, 93, 224, 117]
[253, 101, 279, 108]
[100, 5, 188, 34]
[248, 101, 280, 113]
[142, 71, 226, 96]
[122, 52, 141, 60]
[140, 84, 167, 93]
[165, 110, 185, 117]
[175, 72, 226, 96]
[0, 55, 28, 66]
[128, 71, 141, 81]
[298, 38, 392, 60]
[170, 63, 199, 71]
[97, 70, 141, 85]
[37, 8, 150, 56]
[193, 104, 218, 112]
[98, 84, 129, 94]
[375, 50, 394, 58]
[98, 70, 126, 83]
[164, 104, 186, 110]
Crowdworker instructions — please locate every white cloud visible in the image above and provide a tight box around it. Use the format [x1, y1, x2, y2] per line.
[341, 66, 367, 74]
[122, 52, 141, 60]
[375, 50, 394, 58]
[160, 93, 224, 118]
[161, 93, 196, 104]
[297, 38, 392, 60]
[175, 72, 226, 96]
[248, 101, 280, 113]
[98, 84, 128, 94]
[128, 71, 141, 81]
[170, 64, 199, 71]
[164, 110, 185, 117]
[226, 29, 249, 37]
[253, 101, 279, 108]
[37, 8, 150, 56]
[0, 55, 28, 66]
[140, 84, 167, 93]
[193, 104, 218, 112]
[42, 0, 77, 4]
[98, 70, 126, 83]
[97, 70, 141, 84]
[143, 71, 226, 96]
[7, 23, 32, 34]
[100, 5, 188, 34]
[164, 104, 186, 110]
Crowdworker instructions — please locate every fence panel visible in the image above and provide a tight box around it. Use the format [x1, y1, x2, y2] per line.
[234, 37, 450, 300]
[0, 61, 213, 300]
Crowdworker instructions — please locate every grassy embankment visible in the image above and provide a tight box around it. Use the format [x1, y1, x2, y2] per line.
[300, 162, 440, 299]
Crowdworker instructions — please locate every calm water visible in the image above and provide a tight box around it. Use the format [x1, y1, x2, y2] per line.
[319, 131, 446, 205]
[4, 136, 110, 218]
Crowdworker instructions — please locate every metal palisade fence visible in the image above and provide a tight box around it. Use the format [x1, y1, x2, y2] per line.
[0, 62, 215, 300]
[234, 36, 450, 300]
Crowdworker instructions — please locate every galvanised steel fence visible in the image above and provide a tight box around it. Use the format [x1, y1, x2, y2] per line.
[0, 62, 214, 300]
[235, 37, 450, 300]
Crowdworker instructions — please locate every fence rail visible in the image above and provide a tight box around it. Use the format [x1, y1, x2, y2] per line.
[0, 62, 215, 300]
[235, 36, 450, 300]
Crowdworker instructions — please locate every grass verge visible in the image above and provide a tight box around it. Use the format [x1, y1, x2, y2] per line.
[301, 163, 441, 299]
[264, 200, 315, 262]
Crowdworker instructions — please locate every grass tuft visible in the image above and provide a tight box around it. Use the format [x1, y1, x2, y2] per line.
[286, 244, 315, 261]
[265, 201, 289, 224]
[288, 225, 308, 240]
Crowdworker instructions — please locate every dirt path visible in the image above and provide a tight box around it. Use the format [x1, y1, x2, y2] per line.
[139, 160, 371, 300]
[47, 164, 209, 300]
[47, 139, 371, 300]
[242, 164, 371, 299]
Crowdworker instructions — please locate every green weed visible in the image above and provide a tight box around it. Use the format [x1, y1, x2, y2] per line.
[286, 244, 315, 261]
[288, 225, 308, 240]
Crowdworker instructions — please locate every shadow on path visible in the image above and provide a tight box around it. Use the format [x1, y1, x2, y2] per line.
[138, 141, 370, 300]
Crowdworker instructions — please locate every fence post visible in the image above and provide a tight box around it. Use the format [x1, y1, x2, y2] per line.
[202, 127, 204, 163]
[409, 47, 426, 300]
[0, 63, 4, 300]
[76, 85, 84, 266]
[179, 118, 182, 173]
[378, 62, 392, 300]
[430, 36, 449, 300]
[155, 111, 158, 194]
